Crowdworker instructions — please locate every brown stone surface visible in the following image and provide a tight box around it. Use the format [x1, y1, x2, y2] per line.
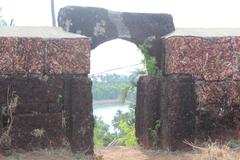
[69, 113, 93, 154]
[136, 75, 196, 151]
[46, 38, 90, 74]
[195, 81, 225, 107]
[14, 38, 44, 74]
[67, 77, 93, 154]
[11, 113, 66, 150]
[194, 81, 240, 140]
[71, 76, 92, 113]
[0, 75, 93, 154]
[0, 37, 16, 74]
[0, 27, 90, 75]
[195, 81, 240, 109]
[0, 75, 64, 114]
[232, 37, 240, 80]
[136, 76, 161, 149]
[163, 29, 240, 143]
[164, 36, 234, 81]
[160, 74, 196, 151]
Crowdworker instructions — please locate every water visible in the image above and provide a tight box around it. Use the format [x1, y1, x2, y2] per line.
[93, 104, 129, 127]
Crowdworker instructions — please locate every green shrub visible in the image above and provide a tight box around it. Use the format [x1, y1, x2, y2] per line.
[94, 116, 114, 147]
[138, 44, 163, 78]
[149, 119, 161, 148]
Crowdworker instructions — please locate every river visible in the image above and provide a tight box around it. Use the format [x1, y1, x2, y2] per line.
[93, 104, 130, 127]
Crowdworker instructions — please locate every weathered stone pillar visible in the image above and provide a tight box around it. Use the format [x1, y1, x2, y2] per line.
[136, 76, 161, 148]
[136, 74, 196, 150]
[160, 74, 196, 151]
[67, 76, 93, 154]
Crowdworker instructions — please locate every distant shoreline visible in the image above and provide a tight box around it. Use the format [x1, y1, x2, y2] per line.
[93, 99, 121, 107]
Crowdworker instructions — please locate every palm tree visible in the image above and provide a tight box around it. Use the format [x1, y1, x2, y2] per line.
[51, 0, 56, 27]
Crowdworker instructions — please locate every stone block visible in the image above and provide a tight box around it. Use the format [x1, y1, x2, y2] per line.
[160, 74, 196, 151]
[14, 38, 44, 74]
[66, 76, 93, 154]
[194, 81, 240, 140]
[71, 76, 92, 113]
[10, 113, 66, 150]
[135, 76, 161, 148]
[163, 29, 240, 81]
[195, 81, 240, 112]
[0, 37, 16, 74]
[0, 27, 91, 75]
[68, 113, 93, 154]
[46, 38, 90, 74]
[0, 75, 64, 114]
[232, 37, 240, 80]
[195, 81, 225, 107]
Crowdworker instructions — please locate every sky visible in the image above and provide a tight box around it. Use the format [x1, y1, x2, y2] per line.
[1, 0, 240, 27]
[1, 0, 240, 74]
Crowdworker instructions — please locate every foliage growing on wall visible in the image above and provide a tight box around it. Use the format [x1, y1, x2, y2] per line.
[138, 44, 163, 78]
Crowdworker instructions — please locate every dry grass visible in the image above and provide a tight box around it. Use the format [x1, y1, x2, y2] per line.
[0, 143, 239, 160]
[0, 148, 98, 160]
[0, 88, 19, 150]
[95, 146, 191, 160]
[185, 141, 240, 160]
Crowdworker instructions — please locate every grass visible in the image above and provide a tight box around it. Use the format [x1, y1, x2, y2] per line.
[0, 143, 239, 160]
[185, 141, 240, 160]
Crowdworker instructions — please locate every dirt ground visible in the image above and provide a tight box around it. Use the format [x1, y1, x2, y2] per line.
[0, 146, 193, 160]
[1, 145, 240, 160]
[96, 146, 193, 160]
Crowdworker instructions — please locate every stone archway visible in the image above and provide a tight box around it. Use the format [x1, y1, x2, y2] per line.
[58, 6, 175, 70]
[58, 6, 176, 151]
[57, 6, 240, 152]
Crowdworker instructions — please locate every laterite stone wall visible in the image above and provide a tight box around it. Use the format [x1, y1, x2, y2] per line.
[136, 29, 240, 151]
[0, 27, 93, 154]
[164, 29, 240, 141]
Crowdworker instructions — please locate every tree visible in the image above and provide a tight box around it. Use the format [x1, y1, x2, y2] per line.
[51, 0, 56, 27]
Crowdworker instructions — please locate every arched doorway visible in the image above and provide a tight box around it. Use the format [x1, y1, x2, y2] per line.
[90, 39, 144, 146]
[58, 5, 175, 149]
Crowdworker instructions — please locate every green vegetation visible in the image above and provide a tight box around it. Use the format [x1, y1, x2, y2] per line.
[91, 74, 130, 101]
[148, 119, 161, 148]
[93, 44, 162, 147]
[94, 103, 136, 147]
[94, 116, 115, 147]
[139, 44, 163, 78]
[112, 103, 136, 146]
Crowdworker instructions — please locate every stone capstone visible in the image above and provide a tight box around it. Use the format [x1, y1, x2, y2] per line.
[0, 27, 90, 75]
[163, 28, 240, 81]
